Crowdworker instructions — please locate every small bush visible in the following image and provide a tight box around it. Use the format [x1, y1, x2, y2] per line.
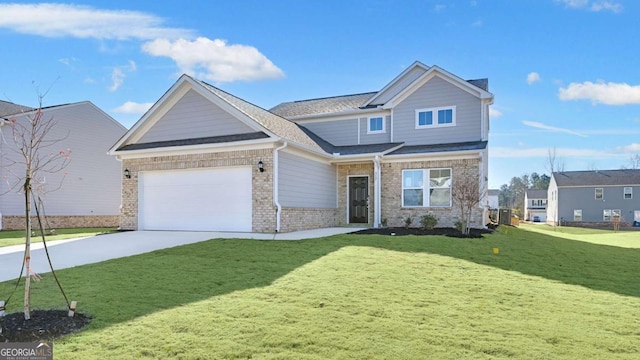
[404, 216, 413, 228]
[420, 214, 438, 230]
[381, 218, 388, 227]
[454, 220, 464, 232]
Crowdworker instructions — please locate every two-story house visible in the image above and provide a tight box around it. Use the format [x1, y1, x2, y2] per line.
[547, 170, 640, 226]
[524, 189, 547, 222]
[108, 61, 494, 233]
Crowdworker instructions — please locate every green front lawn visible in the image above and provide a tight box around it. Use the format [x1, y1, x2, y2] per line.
[0, 226, 638, 359]
[0, 228, 117, 248]
[520, 223, 640, 248]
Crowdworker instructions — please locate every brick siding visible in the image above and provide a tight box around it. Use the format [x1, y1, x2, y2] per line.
[1, 215, 118, 230]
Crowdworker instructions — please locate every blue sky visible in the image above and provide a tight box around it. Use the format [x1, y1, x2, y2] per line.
[0, 0, 638, 188]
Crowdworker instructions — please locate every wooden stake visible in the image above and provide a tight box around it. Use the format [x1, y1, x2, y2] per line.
[68, 301, 77, 317]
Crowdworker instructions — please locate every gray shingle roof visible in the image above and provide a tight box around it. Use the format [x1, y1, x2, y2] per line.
[526, 189, 548, 199]
[467, 79, 489, 92]
[269, 92, 377, 118]
[0, 100, 33, 117]
[194, 78, 325, 153]
[118, 132, 269, 151]
[387, 141, 488, 156]
[298, 125, 402, 155]
[553, 169, 640, 187]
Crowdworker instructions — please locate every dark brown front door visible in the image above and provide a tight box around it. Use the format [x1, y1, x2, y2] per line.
[349, 177, 369, 223]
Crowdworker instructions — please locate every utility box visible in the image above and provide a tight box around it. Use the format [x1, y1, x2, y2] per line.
[499, 209, 512, 225]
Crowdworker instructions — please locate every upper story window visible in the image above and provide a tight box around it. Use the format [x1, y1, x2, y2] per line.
[595, 188, 603, 200]
[368, 116, 385, 134]
[415, 106, 456, 129]
[624, 187, 632, 199]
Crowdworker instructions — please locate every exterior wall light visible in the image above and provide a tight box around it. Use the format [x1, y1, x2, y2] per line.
[124, 168, 131, 179]
[258, 160, 264, 173]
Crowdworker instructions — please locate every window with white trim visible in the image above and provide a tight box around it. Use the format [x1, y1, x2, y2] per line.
[624, 187, 632, 199]
[415, 106, 456, 128]
[595, 188, 603, 200]
[574, 209, 582, 221]
[603, 209, 621, 221]
[368, 116, 385, 133]
[402, 168, 452, 207]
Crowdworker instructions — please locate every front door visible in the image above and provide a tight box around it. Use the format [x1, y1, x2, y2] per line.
[349, 177, 369, 223]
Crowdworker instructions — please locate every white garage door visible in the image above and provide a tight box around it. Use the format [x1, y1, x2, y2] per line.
[139, 167, 252, 231]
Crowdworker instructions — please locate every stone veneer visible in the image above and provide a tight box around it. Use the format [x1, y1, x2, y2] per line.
[121, 149, 275, 232]
[1, 215, 118, 231]
[337, 163, 375, 226]
[279, 208, 338, 232]
[380, 158, 483, 228]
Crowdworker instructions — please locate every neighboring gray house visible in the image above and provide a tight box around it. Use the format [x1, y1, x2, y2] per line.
[524, 189, 547, 222]
[109, 61, 494, 232]
[547, 170, 640, 226]
[1, 101, 127, 230]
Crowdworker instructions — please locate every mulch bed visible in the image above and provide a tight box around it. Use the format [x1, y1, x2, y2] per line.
[353, 227, 493, 238]
[0, 310, 91, 342]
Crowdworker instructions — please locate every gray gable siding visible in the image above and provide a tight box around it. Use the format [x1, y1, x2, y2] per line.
[359, 115, 391, 145]
[392, 76, 481, 146]
[139, 89, 255, 143]
[557, 186, 640, 223]
[0, 103, 125, 216]
[372, 66, 427, 105]
[302, 119, 358, 147]
[278, 151, 337, 208]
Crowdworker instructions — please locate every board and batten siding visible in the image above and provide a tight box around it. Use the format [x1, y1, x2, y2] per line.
[393, 76, 482, 146]
[0, 102, 125, 216]
[138, 89, 255, 143]
[359, 115, 391, 144]
[278, 151, 337, 208]
[302, 119, 358, 146]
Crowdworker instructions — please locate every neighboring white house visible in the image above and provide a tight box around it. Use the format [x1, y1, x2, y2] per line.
[487, 189, 499, 210]
[524, 189, 547, 222]
[109, 61, 494, 232]
[0, 101, 127, 230]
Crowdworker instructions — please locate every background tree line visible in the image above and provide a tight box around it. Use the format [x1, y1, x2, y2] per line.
[498, 172, 550, 217]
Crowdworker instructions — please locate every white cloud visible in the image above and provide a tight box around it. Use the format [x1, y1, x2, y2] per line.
[526, 72, 541, 84]
[559, 81, 640, 105]
[489, 108, 503, 118]
[522, 120, 588, 137]
[471, 19, 483, 27]
[113, 101, 154, 114]
[0, 3, 192, 40]
[142, 37, 285, 83]
[555, 0, 622, 13]
[616, 143, 640, 153]
[434, 4, 447, 12]
[108, 61, 137, 92]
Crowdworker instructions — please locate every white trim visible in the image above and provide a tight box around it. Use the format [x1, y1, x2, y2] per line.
[415, 106, 456, 129]
[346, 175, 370, 225]
[383, 67, 493, 109]
[401, 168, 452, 208]
[285, 107, 385, 121]
[113, 138, 276, 160]
[624, 186, 633, 199]
[274, 142, 288, 233]
[382, 150, 482, 163]
[367, 115, 386, 134]
[373, 156, 381, 228]
[364, 61, 430, 106]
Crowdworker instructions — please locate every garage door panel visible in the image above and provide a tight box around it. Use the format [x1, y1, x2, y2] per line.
[139, 167, 252, 231]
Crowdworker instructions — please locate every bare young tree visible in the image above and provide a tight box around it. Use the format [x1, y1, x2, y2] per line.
[546, 147, 565, 173]
[452, 164, 486, 236]
[1, 95, 70, 320]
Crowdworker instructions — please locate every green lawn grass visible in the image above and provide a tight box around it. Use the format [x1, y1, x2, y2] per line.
[0, 226, 638, 359]
[0, 228, 117, 248]
[520, 223, 640, 248]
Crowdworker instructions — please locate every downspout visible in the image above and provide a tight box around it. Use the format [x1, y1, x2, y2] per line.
[373, 155, 381, 228]
[273, 141, 288, 232]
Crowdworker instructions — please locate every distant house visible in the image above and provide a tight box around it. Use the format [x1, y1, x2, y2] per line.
[1, 101, 127, 230]
[109, 61, 494, 232]
[547, 170, 640, 226]
[524, 189, 547, 222]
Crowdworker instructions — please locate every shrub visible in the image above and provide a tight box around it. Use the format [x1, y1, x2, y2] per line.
[454, 219, 464, 232]
[420, 214, 438, 230]
[381, 218, 388, 227]
[404, 216, 413, 228]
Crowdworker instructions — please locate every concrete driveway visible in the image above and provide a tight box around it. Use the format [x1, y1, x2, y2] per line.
[0, 228, 363, 282]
